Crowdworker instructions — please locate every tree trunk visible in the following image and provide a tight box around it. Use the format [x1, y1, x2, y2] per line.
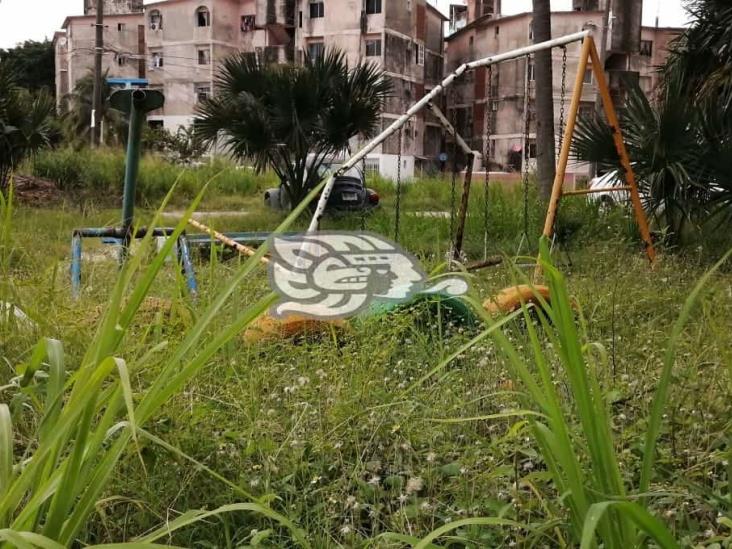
[531, 0, 556, 200]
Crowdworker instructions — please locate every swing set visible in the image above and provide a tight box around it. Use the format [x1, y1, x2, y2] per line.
[305, 28, 655, 315]
[203, 30, 657, 341]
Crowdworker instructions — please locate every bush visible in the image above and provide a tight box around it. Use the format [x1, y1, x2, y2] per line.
[31, 148, 276, 205]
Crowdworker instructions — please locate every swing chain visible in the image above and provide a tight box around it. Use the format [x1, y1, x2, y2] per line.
[559, 46, 567, 147]
[483, 65, 493, 260]
[394, 126, 403, 243]
[449, 91, 459, 247]
[360, 155, 367, 232]
[522, 55, 532, 241]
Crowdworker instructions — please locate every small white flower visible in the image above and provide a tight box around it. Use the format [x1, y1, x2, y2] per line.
[426, 452, 437, 463]
[406, 477, 423, 494]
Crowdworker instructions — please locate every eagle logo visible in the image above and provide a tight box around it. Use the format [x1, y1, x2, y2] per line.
[268, 232, 468, 319]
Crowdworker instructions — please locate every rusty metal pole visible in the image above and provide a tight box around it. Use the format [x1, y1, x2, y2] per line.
[534, 35, 592, 281]
[453, 153, 475, 261]
[588, 39, 656, 264]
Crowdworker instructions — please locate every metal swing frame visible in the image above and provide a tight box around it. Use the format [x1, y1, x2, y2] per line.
[306, 30, 656, 276]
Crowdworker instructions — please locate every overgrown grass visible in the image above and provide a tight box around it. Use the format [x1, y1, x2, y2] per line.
[29, 148, 278, 208]
[1, 172, 731, 547]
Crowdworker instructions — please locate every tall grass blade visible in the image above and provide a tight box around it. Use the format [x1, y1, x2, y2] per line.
[640, 246, 732, 494]
[0, 405, 12, 524]
[580, 501, 680, 549]
[134, 503, 311, 548]
[414, 517, 524, 549]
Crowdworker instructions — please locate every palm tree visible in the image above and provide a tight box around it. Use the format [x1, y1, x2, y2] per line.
[195, 49, 391, 208]
[0, 65, 55, 190]
[572, 0, 732, 243]
[61, 70, 125, 147]
[531, 0, 556, 200]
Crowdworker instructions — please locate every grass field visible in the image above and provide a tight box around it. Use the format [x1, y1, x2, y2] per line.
[1, 173, 731, 547]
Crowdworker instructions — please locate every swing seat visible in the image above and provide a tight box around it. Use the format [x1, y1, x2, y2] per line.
[483, 284, 551, 315]
[243, 313, 349, 344]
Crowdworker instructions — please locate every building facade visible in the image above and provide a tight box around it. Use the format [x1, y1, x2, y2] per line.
[54, 0, 446, 178]
[445, 0, 682, 177]
[54, 9, 146, 111]
[292, 0, 446, 177]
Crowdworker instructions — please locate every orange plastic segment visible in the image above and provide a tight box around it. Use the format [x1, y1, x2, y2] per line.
[483, 284, 551, 315]
[243, 313, 349, 344]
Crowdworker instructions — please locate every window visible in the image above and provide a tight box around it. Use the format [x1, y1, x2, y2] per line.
[365, 39, 381, 57]
[640, 40, 653, 57]
[117, 23, 125, 32]
[364, 158, 380, 174]
[151, 51, 163, 69]
[309, 2, 324, 18]
[241, 15, 255, 31]
[307, 41, 324, 59]
[528, 140, 537, 159]
[583, 68, 593, 84]
[116, 54, 126, 66]
[196, 7, 210, 27]
[149, 10, 162, 30]
[299, 11, 303, 27]
[579, 103, 594, 119]
[198, 48, 211, 65]
[365, 0, 382, 14]
[528, 21, 534, 40]
[148, 120, 164, 130]
[415, 42, 425, 66]
[494, 25, 499, 37]
[195, 84, 211, 102]
[527, 60, 535, 81]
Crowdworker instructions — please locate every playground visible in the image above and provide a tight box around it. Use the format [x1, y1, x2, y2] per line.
[2, 31, 732, 548]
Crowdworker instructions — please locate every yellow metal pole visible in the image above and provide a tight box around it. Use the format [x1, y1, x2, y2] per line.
[188, 218, 270, 265]
[588, 40, 656, 263]
[534, 35, 592, 281]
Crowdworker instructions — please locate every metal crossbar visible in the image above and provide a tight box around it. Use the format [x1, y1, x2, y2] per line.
[307, 30, 592, 233]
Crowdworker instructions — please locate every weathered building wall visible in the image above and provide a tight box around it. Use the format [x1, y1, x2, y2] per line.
[291, 0, 445, 179]
[445, 9, 679, 177]
[56, 0, 444, 179]
[84, 0, 143, 15]
[56, 12, 145, 111]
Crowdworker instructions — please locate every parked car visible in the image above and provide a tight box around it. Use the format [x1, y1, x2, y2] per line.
[586, 170, 632, 208]
[264, 164, 380, 214]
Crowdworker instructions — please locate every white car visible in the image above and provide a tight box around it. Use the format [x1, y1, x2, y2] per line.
[587, 171, 632, 207]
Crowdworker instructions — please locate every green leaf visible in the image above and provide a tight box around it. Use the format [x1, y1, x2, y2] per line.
[580, 501, 680, 549]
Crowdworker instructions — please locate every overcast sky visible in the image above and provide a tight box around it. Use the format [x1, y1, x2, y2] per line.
[0, 0, 692, 49]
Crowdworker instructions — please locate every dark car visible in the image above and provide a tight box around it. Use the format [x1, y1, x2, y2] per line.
[264, 165, 380, 213]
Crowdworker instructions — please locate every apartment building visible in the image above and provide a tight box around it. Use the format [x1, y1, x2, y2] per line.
[54, 6, 146, 110]
[292, 0, 446, 177]
[445, 0, 682, 176]
[54, 0, 446, 178]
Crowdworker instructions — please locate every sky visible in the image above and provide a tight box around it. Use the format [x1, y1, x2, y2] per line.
[0, 0, 692, 49]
